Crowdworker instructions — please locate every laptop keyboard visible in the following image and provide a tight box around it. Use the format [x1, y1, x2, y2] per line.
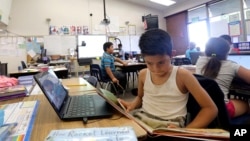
[67, 95, 96, 117]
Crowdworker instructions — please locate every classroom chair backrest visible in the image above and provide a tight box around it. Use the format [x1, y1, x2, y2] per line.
[90, 64, 110, 83]
[186, 74, 230, 131]
[87, 76, 98, 87]
[21, 61, 27, 69]
[189, 52, 204, 65]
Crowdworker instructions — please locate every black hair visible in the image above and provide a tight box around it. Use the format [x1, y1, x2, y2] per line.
[118, 44, 122, 47]
[139, 29, 173, 56]
[219, 35, 232, 44]
[103, 42, 113, 51]
[201, 37, 230, 79]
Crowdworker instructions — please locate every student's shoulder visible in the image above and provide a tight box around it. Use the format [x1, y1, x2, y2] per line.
[177, 66, 194, 77]
[138, 68, 147, 75]
[138, 68, 147, 78]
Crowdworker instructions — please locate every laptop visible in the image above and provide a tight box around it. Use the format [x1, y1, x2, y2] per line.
[33, 69, 113, 121]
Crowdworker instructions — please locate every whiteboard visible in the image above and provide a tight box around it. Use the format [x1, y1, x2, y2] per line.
[210, 19, 229, 37]
[77, 35, 107, 58]
[44, 35, 77, 55]
[117, 35, 141, 53]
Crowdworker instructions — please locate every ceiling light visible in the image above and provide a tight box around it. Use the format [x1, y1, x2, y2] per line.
[150, 0, 176, 6]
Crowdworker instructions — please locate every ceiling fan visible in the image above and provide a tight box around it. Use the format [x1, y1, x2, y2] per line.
[101, 0, 110, 25]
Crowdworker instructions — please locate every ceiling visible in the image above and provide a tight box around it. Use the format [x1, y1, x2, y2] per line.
[122, 0, 188, 12]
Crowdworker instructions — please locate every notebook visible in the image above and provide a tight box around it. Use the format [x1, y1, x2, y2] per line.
[33, 69, 113, 121]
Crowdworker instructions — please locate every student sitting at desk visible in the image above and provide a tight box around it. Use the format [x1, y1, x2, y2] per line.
[119, 29, 217, 128]
[196, 37, 250, 119]
[185, 42, 197, 61]
[101, 42, 128, 93]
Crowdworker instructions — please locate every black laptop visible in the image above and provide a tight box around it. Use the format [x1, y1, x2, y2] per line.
[33, 69, 113, 121]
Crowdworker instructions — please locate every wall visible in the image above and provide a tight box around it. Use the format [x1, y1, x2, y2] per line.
[1, 0, 166, 74]
[0, 0, 13, 25]
[7, 0, 165, 36]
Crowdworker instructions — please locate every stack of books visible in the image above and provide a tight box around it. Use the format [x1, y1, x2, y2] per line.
[0, 85, 27, 101]
[18, 75, 35, 86]
[18, 75, 36, 94]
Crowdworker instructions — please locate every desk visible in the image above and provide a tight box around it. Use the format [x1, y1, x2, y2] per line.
[0, 77, 147, 141]
[115, 62, 147, 88]
[9, 67, 68, 79]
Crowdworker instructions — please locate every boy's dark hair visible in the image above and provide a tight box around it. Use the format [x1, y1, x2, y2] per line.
[139, 29, 173, 56]
[219, 35, 232, 44]
[202, 37, 230, 79]
[103, 42, 113, 51]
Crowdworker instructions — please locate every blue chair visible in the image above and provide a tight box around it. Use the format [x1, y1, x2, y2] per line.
[90, 64, 118, 93]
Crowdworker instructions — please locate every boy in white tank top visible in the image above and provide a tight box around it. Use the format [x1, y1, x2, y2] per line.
[119, 29, 218, 128]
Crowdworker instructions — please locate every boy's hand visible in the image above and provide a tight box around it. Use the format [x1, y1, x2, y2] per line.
[112, 78, 119, 83]
[122, 62, 128, 66]
[118, 99, 134, 112]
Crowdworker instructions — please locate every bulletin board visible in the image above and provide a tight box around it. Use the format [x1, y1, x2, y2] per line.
[228, 21, 241, 36]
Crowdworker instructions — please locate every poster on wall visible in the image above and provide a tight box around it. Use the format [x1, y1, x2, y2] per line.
[246, 20, 250, 35]
[228, 21, 241, 36]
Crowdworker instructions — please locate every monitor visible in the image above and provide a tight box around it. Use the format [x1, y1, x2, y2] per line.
[227, 55, 250, 69]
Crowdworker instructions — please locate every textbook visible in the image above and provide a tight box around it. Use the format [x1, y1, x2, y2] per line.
[97, 88, 230, 140]
[0, 101, 39, 141]
[45, 126, 137, 141]
[0, 85, 27, 100]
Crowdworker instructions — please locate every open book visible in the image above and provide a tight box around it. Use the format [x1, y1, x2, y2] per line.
[97, 88, 230, 140]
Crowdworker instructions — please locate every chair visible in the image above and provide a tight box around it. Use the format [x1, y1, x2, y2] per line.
[172, 57, 191, 66]
[186, 74, 230, 131]
[89, 64, 118, 93]
[87, 76, 98, 87]
[21, 61, 27, 69]
[0, 63, 8, 76]
[189, 52, 204, 65]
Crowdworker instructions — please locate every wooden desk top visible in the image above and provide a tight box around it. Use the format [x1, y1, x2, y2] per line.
[0, 78, 147, 141]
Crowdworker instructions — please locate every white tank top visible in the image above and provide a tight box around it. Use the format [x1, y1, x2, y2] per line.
[142, 66, 188, 120]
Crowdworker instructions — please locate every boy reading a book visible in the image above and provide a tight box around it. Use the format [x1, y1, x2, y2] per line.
[119, 29, 218, 128]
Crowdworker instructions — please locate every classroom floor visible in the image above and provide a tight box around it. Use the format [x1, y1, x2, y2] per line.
[74, 72, 138, 102]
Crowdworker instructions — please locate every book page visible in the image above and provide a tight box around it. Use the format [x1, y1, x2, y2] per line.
[96, 88, 230, 140]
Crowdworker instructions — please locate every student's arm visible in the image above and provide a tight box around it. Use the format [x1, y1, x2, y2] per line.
[237, 66, 250, 84]
[105, 67, 118, 83]
[178, 69, 218, 128]
[115, 57, 128, 66]
[119, 69, 146, 112]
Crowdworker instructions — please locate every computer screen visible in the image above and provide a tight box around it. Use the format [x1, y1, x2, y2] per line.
[227, 55, 250, 69]
[77, 35, 106, 58]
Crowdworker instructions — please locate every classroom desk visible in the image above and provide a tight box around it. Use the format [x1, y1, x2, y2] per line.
[9, 67, 69, 79]
[115, 62, 147, 88]
[0, 77, 147, 141]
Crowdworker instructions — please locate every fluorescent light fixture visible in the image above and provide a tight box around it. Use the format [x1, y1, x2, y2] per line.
[150, 0, 176, 6]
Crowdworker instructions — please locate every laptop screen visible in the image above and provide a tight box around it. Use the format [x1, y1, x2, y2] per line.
[35, 69, 67, 110]
[227, 55, 250, 69]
